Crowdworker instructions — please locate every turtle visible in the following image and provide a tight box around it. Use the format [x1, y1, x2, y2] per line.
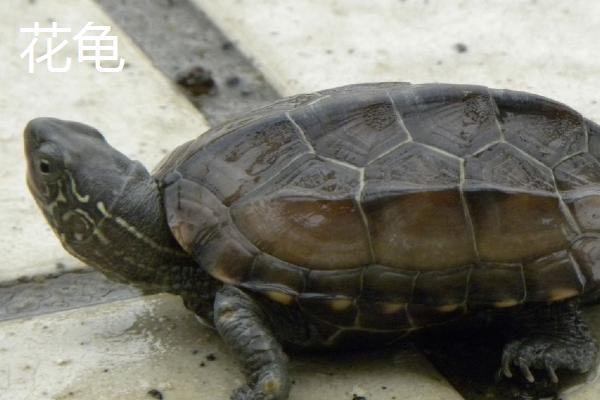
[24, 82, 600, 400]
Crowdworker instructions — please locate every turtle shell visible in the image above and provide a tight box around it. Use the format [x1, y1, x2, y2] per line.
[156, 83, 600, 332]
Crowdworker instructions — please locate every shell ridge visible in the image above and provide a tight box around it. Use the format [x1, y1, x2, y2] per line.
[459, 158, 481, 262]
[518, 263, 527, 303]
[487, 88, 507, 143]
[356, 168, 376, 263]
[285, 111, 316, 154]
[567, 251, 588, 293]
[548, 153, 583, 236]
[385, 89, 414, 141]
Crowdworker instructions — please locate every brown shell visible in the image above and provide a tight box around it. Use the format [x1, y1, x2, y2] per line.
[156, 83, 600, 332]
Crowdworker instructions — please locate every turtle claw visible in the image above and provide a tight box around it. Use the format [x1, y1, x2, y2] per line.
[519, 362, 535, 383]
[546, 365, 559, 384]
[500, 336, 597, 385]
[500, 342, 516, 379]
[500, 360, 513, 379]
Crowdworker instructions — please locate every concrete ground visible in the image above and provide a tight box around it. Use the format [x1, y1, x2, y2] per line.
[2, 0, 600, 399]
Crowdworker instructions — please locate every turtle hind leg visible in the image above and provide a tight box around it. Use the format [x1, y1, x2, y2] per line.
[501, 300, 598, 384]
[214, 285, 290, 400]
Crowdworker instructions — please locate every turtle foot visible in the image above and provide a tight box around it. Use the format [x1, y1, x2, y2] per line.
[501, 336, 597, 384]
[231, 385, 266, 400]
[231, 378, 286, 400]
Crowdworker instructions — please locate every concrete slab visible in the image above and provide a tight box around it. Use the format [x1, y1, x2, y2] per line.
[193, 0, 600, 119]
[1, 0, 209, 282]
[0, 293, 463, 400]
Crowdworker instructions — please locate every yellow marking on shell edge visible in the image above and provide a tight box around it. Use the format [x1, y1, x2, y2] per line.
[493, 299, 520, 308]
[265, 291, 294, 305]
[549, 288, 580, 302]
[330, 299, 353, 311]
[211, 269, 237, 285]
[381, 302, 405, 314]
[436, 304, 460, 313]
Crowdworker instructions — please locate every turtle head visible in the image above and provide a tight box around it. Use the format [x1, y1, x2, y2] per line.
[24, 117, 191, 286]
[24, 117, 134, 243]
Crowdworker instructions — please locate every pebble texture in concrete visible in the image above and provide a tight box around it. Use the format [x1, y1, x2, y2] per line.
[193, 0, 600, 120]
[1, 0, 209, 282]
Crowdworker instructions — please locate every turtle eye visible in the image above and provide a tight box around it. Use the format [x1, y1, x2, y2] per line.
[39, 159, 51, 174]
[35, 142, 64, 181]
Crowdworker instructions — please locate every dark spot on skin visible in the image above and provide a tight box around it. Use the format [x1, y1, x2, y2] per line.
[352, 395, 367, 400]
[103, 368, 109, 373]
[454, 43, 468, 53]
[192, 349, 199, 354]
[221, 41, 234, 51]
[381, 386, 387, 390]
[226, 76, 241, 87]
[206, 353, 217, 361]
[147, 389, 164, 399]
[199, 362, 206, 367]
[176, 66, 216, 96]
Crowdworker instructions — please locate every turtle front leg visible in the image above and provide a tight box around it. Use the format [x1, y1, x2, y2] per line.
[501, 300, 598, 383]
[214, 285, 290, 400]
